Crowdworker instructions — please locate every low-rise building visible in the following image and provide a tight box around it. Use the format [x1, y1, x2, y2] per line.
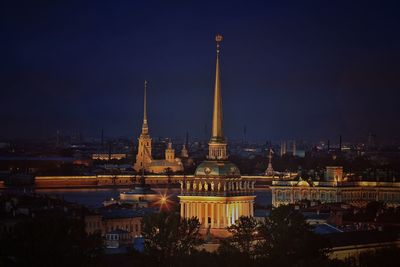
[271, 167, 400, 207]
[84, 208, 154, 241]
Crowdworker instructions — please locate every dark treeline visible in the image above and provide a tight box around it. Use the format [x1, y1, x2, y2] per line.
[1, 205, 399, 267]
[127, 206, 399, 267]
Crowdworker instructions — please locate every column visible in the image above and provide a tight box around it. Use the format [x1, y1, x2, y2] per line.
[217, 203, 220, 228]
[231, 203, 235, 224]
[226, 204, 230, 226]
[205, 203, 208, 227]
[211, 203, 214, 228]
[199, 202, 202, 224]
[250, 201, 254, 216]
[236, 202, 239, 221]
[195, 202, 197, 219]
[180, 202, 184, 218]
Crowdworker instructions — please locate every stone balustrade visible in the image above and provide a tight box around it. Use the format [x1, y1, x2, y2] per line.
[179, 178, 255, 197]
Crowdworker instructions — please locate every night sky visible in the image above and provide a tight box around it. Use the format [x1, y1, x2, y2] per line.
[2, 0, 400, 143]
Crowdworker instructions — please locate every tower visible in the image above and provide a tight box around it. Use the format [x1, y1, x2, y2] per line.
[181, 131, 189, 158]
[280, 140, 287, 156]
[181, 144, 189, 158]
[266, 148, 274, 176]
[292, 140, 296, 156]
[165, 141, 175, 163]
[179, 35, 256, 236]
[133, 81, 153, 172]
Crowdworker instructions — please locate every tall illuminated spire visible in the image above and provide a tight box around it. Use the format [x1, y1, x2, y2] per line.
[142, 80, 149, 135]
[209, 34, 227, 160]
[133, 80, 153, 172]
[211, 34, 224, 141]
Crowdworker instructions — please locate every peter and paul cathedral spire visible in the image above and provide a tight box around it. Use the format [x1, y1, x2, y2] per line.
[141, 80, 149, 136]
[133, 80, 153, 172]
[208, 34, 227, 160]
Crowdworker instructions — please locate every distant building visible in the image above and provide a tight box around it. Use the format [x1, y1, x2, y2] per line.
[133, 81, 183, 174]
[181, 144, 189, 158]
[84, 209, 149, 240]
[325, 166, 343, 181]
[327, 231, 400, 262]
[271, 166, 400, 207]
[265, 148, 274, 176]
[105, 229, 131, 249]
[92, 153, 126, 160]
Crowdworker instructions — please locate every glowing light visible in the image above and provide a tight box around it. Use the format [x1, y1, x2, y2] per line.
[155, 191, 173, 211]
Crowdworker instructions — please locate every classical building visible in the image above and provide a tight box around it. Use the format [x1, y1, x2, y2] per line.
[133, 81, 183, 174]
[92, 153, 126, 160]
[271, 166, 400, 207]
[178, 34, 256, 236]
[84, 208, 149, 248]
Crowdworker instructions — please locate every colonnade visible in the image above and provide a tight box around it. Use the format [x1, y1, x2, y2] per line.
[180, 200, 254, 228]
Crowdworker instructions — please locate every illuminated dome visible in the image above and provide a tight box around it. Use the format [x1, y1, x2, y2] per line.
[194, 161, 241, 178]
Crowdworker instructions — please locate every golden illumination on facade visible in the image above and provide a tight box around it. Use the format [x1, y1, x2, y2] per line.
[92, 153, 127, 160]
[271, 168, 400, 207]
[178, 34, 256, 235]
[133, 81, 183, 173]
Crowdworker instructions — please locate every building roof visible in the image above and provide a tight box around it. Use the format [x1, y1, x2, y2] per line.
[106, 229, 130, 235]
[195, 160, 241, 178]
[101, 208, 155, 219]
[149, 159, 181, 167]
[313, 223, 342, 235]
[303, 212, 330, 221]
[325, 231, 399, 247]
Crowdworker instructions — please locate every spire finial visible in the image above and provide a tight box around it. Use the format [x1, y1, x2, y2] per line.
[216, 33, 223, 54]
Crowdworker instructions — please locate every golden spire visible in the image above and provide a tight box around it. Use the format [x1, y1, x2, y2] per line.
[142, 80, 149, 135]
[208, 34, 227, 160]
[211, 34, 224, 142]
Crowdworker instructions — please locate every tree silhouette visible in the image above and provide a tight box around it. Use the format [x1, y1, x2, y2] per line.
[141, 212, 203, 266]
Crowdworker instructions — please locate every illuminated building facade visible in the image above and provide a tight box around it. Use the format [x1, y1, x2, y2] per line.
[271, 167, 400, 207]
[178, 35, 256, 235]
[92, 153, 126, 160]
[133, 81, 183, 173]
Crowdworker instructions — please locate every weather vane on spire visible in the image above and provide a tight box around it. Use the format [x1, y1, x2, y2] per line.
[215, 34, 223, 53]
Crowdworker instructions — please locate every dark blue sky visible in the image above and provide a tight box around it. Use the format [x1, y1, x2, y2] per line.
[1, 0, 400, 143]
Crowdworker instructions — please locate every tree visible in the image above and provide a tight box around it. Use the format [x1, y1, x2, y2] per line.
[256, 205, 330, 267]
[220, 216, 258, 254]
[141, 212, 203, 266]
[0, 214, 103, 267]
[218, 216, 258, 267]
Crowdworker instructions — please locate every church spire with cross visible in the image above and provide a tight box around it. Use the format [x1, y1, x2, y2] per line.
[141, 80, 149, 135]
[133, 80, 153, 172]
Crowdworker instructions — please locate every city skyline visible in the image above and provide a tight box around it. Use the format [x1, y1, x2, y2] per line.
[2, 1, 400, 142]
